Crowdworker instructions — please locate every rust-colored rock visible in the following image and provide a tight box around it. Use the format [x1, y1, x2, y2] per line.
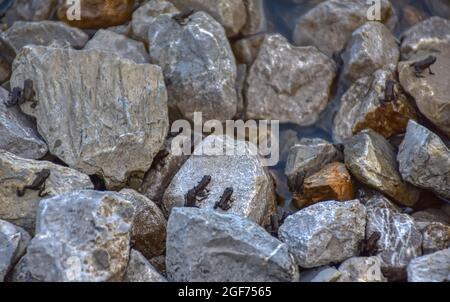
[57, 0, 134, 29]
[293, 162, 354, 208]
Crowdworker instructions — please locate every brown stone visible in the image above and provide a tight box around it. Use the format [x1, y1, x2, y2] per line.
[294, 162, 354, 208]
[57, 0, 134, 29]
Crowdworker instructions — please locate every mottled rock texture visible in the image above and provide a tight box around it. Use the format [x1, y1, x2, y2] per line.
[407, 248, 450, 282]
[337, 257, 387, 282]
[123, 250, 167, 282]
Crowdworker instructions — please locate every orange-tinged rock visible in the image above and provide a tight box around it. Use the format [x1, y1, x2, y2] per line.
[57, 0, 134, 29]
[293, 162, 354, 208]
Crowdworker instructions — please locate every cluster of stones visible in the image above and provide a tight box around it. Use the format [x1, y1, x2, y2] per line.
[0, 0, 449, 283]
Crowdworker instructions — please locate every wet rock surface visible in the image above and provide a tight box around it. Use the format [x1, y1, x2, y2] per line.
[0, 219, 31, 281]
[407, 248, 450, 282]
[344, 130, 420, 207]
[337, 257, 387, 282]
[293, 0, 396, 57]
[11, 46, 169, 188]
[123, 249, 167, 282]
[162, 135, 275, 226]
[0, 150, 93, 233]
[398, 121, 450, 199]
[166, 207, 299, 282]
[0, 87, 48, 159]
[365, 195, 422, 281]
[148, 11, 237, 122]
[20, 190, 134, 282]
[279, 200, 366, 268]
[333, 69, 417, 142]
[246, 34, 336, 125]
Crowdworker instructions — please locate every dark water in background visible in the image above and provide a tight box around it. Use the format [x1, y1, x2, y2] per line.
[261, 0, 449, 210]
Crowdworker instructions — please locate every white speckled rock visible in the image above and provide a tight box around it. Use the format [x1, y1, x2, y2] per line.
[407, 248, 450, 282]
[344, 130, 420, 207]
[0, 150, 93, 233]
[398, 121, 450, 199]
[167, 0, 247, 37]
[148, 11, 237, 122]
[11, 46, 169, 188]
[0, 220, 31, 281]
[162, 135, 275, 226]
[123, 249, 167, 282]
[337, 257, 387, 282]
[365, 195, 422, 281]
[293, 0, 396, 57]
[166, 207, 299, 282]
[84, 29, 150, 64]
[279, 200, 366, 268]
[246, 34, 336, 125]
[22, 190, 134, 282]
[0, 87, 48, 159]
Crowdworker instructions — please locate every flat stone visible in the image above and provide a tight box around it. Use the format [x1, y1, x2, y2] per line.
[22, 190, 134, 282]
[162, 135, 275, 226]
[400, 17, 450, 60]
[296, 162, 354, 208]
[407, 248, 450, 282]
[333, 69, 417, 142]
[11, 46, 169, 188]
[399, 51, 450, 137]
[246, 34, 336, 125]
[293, 0, 396, 57]
[0, 220, 31, 281]
[123, 249, 167, 282]
[232, 34, 265, 66]
[130, 0, 179, 44]
[337, 257, 387, 282]
[0, 150, 93, 233]
[57, 0, 135, 29]
[168, 0, 247, 37]
[299, 266, 341, 282]
[344, 130, 420, 207]
[342, 22, 399, 83]
[166, 207, 299, 282]
[2, 0, 56, 26]
[241, 0, 267, 36]
[148, 11, 237, 122]
[0, 87, 48, 159]
[285, 138, 342, 191]
[365, 195, 422, 281]
[279, 200, 366, 268]
[119, 189, 167, 259]
[140, 134, 190, 205]
[84, 29, 149, 64]
[398, 121, 450, 199]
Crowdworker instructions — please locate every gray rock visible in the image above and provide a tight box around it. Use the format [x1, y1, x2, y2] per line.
[278, 200, 366, 268]
[235, 64, 247, 118]
[131, 0, 179, 44]
[337, 257, 387, 282]
[0, 150, 93, 233]
[2, 0, 57, 27]
[148, 11, 237, 122]
[399, 52, 450, 140]
[5, 255, 38, 282]
[166, 207, 299, 282]
[285, 138, 342, 190]
[149, 255, 166, 276]
[344, 130, 420, 207]
[365, 195, 422, 281]
[162, 135, 275, 226]
[293, 0, 396, 57]
[412, 209, 450, 231]
[241, 0, 267, 36]
[407, 248, 450, 282]
[119, 189, 167, 259]
[0, 220, 31, 281]
[398, 121, 450, 199]
[84, 29, 150, 64]
[246, 34, 336, 125]
[123, 250, 167, 282]
[299, 266, 341, 282]
[342, 22, 399, 83]
[420, 222, 450, 255]
[0, 87, 48, 159]
[167, 0, 247, 37]
[232, 34, 265, 66]
[11, 46, 169, 188]
[400, 17, 450, 60]
[22, 190, 134, 282]
[333, 69, 417, 142]
[140, 134, 190, 205]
